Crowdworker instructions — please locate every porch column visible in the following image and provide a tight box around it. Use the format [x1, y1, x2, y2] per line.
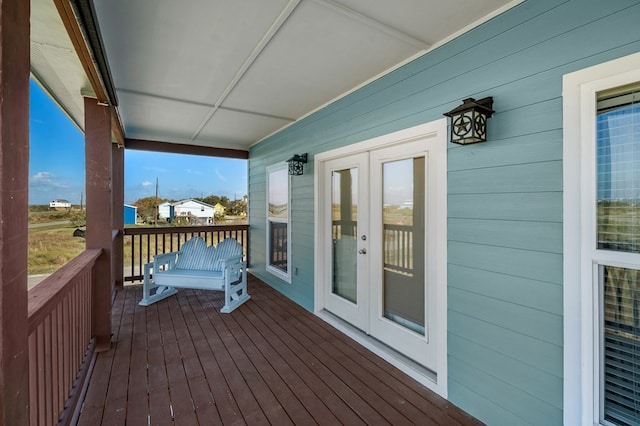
[112, 143, 124, 290]
[85, 98, 113, 351]
[0, 0, 30, 423]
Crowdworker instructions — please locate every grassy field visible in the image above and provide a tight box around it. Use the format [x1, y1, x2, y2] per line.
[28, 208, 246, 275]
[29, 225, 85, 275]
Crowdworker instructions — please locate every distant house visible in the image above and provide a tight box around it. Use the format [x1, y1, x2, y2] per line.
[49, 199, 71, 209]
[213, 203, 225, 217]
[123, 204, 137, 225]
[172, 199, 215, 224]
[157, 202, 172, 220]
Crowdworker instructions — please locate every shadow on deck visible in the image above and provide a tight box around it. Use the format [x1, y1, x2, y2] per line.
[78, 275, 483, 425]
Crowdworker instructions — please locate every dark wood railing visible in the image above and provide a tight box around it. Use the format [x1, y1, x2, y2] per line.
[28, 249, 101, 426]
[123, 225, 249, 282]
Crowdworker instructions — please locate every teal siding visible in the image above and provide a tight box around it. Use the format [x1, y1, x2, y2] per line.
[249, 0, 640, 423]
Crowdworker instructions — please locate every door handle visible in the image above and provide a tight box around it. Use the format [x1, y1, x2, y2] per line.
[358, 248, 367, 254]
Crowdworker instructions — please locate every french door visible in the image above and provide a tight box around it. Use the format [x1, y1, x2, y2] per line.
[323, 153, 369, 330]
[320, 133, 444, 371]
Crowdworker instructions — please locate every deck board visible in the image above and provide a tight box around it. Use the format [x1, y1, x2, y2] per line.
[125, 293, 150, 425]
[78, 276, 483, 425]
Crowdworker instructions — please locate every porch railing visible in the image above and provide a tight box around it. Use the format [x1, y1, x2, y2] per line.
[123, 224, 249, 282]
[28, 249, 101, 426]
[332, 221, 414, 274]
[383, 223, 414, 275]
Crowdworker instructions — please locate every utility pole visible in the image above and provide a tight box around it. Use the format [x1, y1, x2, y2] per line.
[154, 177, 158, 227]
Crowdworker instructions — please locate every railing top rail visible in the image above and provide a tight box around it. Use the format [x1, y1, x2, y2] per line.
[124, 224, 249, 236]
[383, 223, 414, 231]
[28, 248, 101, 333]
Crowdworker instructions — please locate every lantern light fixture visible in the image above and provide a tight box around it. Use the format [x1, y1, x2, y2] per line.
[286, 153, 308, 176]
[443, 97, 494, 144]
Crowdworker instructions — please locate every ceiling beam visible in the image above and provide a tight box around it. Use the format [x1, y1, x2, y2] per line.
[54, 0, 126, 142]
[190, 0, 302, 141]
[125, 138, 249, 160]
[111, 108, 125, 146]
[68, 0, 118, 106]
[310, 0, 430, 49]
[116, 88, 297, 122]
[53, 0, 108, 104]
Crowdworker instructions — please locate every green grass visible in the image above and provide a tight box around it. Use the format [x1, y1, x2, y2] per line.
[28, 226, 85, 275]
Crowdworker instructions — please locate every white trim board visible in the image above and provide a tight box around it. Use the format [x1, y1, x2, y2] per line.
[563, 51, 640, 426]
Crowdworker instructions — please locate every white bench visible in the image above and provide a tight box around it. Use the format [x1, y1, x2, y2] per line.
[139, 236, 250, 313]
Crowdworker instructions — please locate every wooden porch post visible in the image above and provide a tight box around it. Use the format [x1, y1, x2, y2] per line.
[85, 98, 113, 352]
[112, 143, 124, 290]
[0, 0, 30, 423]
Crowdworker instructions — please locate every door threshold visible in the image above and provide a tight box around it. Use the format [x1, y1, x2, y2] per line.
[316, 309, 440, 394]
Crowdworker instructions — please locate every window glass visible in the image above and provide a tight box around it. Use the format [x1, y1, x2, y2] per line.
[597, 86, 640, 425]
[268, 168, 288, 219]
[597, 89, 640, 252]
[602, 265, 640, 425]
[267, 166, 289, 278]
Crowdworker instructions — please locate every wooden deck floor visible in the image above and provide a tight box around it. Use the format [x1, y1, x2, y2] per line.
[78, 276, 483, 425]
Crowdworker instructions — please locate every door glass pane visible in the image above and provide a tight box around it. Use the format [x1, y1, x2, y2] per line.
[332, 168, 358, 303]
[382, 157, 425, 335]
[602, 265, 640, 425]
[597, 89, 640, 253]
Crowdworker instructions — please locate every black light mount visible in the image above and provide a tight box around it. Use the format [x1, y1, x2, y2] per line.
[286, 153, 308, 176]
[443, 97, 494, 144]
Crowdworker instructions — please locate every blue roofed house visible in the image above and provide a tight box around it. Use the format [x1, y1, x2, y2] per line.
[7, 0, 640, 424]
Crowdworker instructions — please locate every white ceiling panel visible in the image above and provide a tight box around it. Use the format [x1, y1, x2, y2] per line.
[32, 0, 520, 152]
[336, 0, 516, 45]
[92, 0, 291, 103]
[117, 91, 211, 143]
[30, 0, 92, 129]
[195, 109, 294, 150]
[222, 0, 422, 119]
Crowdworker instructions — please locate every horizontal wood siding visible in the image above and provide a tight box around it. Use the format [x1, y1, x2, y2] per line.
[248, 0, 640, 423]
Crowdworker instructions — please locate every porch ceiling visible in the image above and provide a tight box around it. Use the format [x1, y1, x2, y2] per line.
[31, 0, 518, 151]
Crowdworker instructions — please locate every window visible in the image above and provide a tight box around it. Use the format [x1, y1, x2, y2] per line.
[564, 52, 640, 425]
[597, 86, 640, 425]
[266, 164, 290, 281]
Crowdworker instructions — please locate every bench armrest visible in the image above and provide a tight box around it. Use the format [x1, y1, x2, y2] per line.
[154, 250, 179, 270]
[220, 255, 243, 268]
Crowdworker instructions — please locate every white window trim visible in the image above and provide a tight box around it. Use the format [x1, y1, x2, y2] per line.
[563, 51, 640, 426]
[266, 163, 292, 283]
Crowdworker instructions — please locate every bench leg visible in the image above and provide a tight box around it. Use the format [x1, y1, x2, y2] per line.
[139, 263, 178, 306]
[220, 262, 250, 313]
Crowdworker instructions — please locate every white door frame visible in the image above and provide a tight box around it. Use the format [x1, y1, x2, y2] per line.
[322, 152, 370, 331]
[314, 119, 448, 397]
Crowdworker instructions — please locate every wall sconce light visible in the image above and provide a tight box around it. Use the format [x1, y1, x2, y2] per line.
[443, 97, 494, 144]
[286, 153, 308, 176]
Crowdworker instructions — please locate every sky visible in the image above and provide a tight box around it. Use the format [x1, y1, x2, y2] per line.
[29, 79, 247, 205]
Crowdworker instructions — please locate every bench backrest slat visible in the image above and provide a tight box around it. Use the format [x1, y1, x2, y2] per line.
[174, 237, 242, 272]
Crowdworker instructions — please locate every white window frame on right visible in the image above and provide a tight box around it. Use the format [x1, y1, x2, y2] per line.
[564, 52, 640, 426]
